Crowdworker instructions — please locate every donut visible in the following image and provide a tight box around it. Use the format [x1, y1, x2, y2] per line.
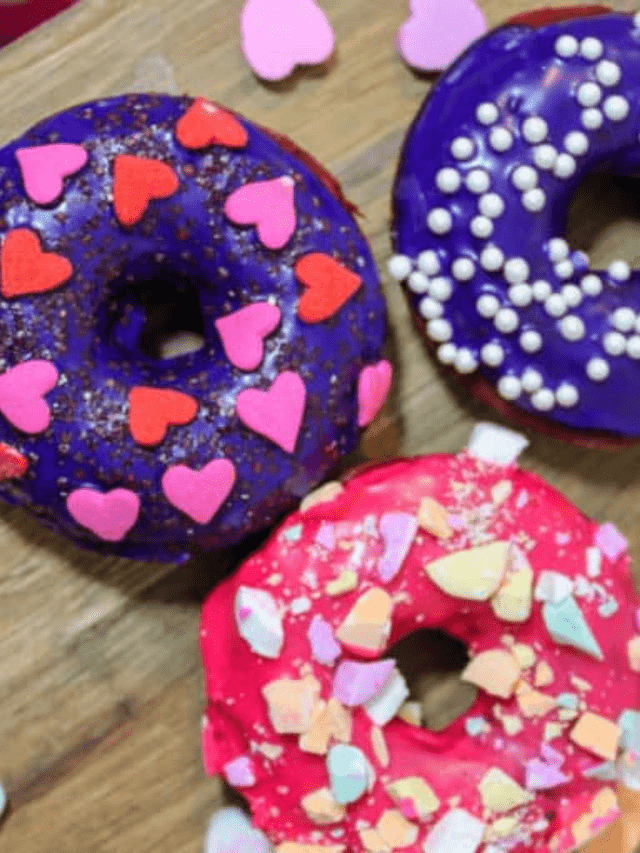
[390, 7, 640, 447]
[200, 424, 640, 853]
[0, 93, 389, 561]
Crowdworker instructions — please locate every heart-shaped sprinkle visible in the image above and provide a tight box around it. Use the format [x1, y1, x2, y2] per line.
[295, 253, 362, 323]
[1, 229, 73, 298]
[241, 0, 334, 81]
[176, 99, 248, 150]
[215, 303, 281, 371]
[113, 155, 179, 227]
[236, 371, 306, 453]
[128, 387, 198, 447]
[224, 177, 296, 250]
[396, 0, 487, 72]
[0, 442, 28, 479]
[358, 360, 393, 427]
[162, 458, 236, 524]
[16, 143, 88, 205]
[66, 487, 141, 542]
[0, 360, 58, 434]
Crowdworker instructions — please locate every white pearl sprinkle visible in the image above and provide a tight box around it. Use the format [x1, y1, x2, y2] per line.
[596, 59, 622, 87]
[531, 388, 555, 411]
[478, 193, 505, 219]
[627, 336, 640, 359]
[581, 108, 604, 130]
[532, 280, 552, 301]
[520, 330, 543, 353]
[452, 258, 475, 281]
[419, 296, 443, 319]
[587, 357, 610, 381]
[388, 255, 412, 281]
[533, 144, 558, 170]
[603, 331, 627, 356]
[509, 283, 533, 307]
[427, 208, 453, 235]
[476, 102, 499, 125]
[604, 95, 630, 122]
[554, 259, 574, 280]
[561, 284, 583, 307]
[494, 307, 519, 334]
[512, 165, 538, 191]
[498, 375, 522, 400]
[521, 368, 543, 393]
[560, 314, 586, 341]
[609, 260, 631, 281]
[477, 294, 500, 318]
[504, 257, 530, 284]
[577, 81, 602, 107]
[545, 294, 567, 317]
[564, 131, 589, 156]
[612, 307, 636, 332]
[465, 169, 491, 194]
[454, 348, 478, 374]
[436, 168, 461, 194]
[554, 153, 577, 179]
[470, 215, 494, 239]
[556, 384, 579, 407]
[522, 116, 548, 144]
[523, 188, 546, 212]
[548, 238, 570, 262]
[481, 342, 505, 367]
[489, 127, 513, 152]
[408, 271, 430, 294]
[580, 37, 603, 60]
[437, 342, 457, 365]
[581, 273, 603, 296]
[480, 245, 505, 271]
[555, 35, 579, 58]
[427, 318, 452, 342]
[451, 137, 475, 160]
[418, 250, 440, 276]
[429, 276, 453, 302]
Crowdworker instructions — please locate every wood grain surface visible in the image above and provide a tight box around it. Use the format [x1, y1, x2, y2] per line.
[0, 0, 639, 851]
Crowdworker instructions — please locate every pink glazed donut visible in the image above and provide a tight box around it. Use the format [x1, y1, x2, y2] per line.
[200, 424, 640, 853]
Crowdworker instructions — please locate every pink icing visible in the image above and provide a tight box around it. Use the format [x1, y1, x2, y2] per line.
[215, 303, 281, 371]
[15, 143, 88, 205]
[161, 458, 236, 525]
[0, 360, 58, 434]
[235, 371, 306, 454]
[396, 0, 488, 72]
[357, 360, 393, 428]
[66, 487, 140, 542]
[224, 177, 297, 250]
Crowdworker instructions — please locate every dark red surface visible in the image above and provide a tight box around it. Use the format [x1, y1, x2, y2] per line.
[0, 0, 77, 48]
[505, 4, 611, 27]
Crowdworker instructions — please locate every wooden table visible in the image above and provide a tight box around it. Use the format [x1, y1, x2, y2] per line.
[0, 0, 639, 850]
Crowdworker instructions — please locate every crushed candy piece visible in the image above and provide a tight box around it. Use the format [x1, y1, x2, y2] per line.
[466, 423, 529, 465]
[501, 714, 523, 736]
[425, 541, 509, 601]
[377, 512, 418, 582]
[585, 546, 602, 578]
[544, 722, 564, 741]
[327, 744, 373, 804]
[336, 588, 393, 653]
[235, 586, 284, 659]
[299, 699, 351, 755]
[465, 716, 489, 737]
[570, 712, 621, 760]
[205, 807, 271, 853]
[223, 755, 256, 787]
[301, 787, 346, 824]
[300, 481, 344, 512]
[358, 828, 390, 853]
[262, 675, 320, 734]
[478, 767, 532, 813]
[461, 649, 521, 698]
[417, 496, 452, 539]
[326, 571, 358, 596]
[333, 659, 395, 706]
[491, 480, 512, 505]
[534, 571, 574, 604]
[534, 661, 554, 687]
[511, 643, 536, 669]
[397, 701, 422, 726]
[491, 548, 533, 622]
[315, 521, 336, 550]
[542, 597, 603, 659]
[594, 522, 628, 561]
[370, 725, 390, 767]
[290, 596, 311, 614]
[422, 807, 486, 853]
[524, 758, 570, 791]
[277, 845, 345, 853]
[386, 777, 440, 820]
[515, 682, 556, 718]
[376, 809, 419, 848]
[364, 667, 410, 726]
[308, 614, 341, 665]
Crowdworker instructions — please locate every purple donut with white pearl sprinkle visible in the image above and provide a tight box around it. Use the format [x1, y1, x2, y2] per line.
[392, 9, 640, 444]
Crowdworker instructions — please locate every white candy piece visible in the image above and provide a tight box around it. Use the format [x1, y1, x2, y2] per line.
[422, 808, 486, 853]
[534, 571, 574, 605]
[364, 667, 410, 726]
[205, 807, 272, 853]
[235, 586, 284, 659]
[327, 744, 374, 805]
[467, 422, 529, 465]
[426, 542, 509, 601]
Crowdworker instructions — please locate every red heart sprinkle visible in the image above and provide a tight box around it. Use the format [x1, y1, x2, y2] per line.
[128, 387, 198, 447]
[0, 442, 28, 479]
[176, 99, 248, 150]
[1, 229, 73, 298]
[295, 253, 362, 323]
[113, 155, 179, 227]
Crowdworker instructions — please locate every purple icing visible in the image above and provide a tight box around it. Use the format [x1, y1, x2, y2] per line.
[392, 12, 640, 438]
[0, 94, 386, 561]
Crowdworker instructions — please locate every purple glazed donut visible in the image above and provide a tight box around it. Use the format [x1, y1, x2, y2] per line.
[391, 8, 640, 447]
[0, 93, 389, 562]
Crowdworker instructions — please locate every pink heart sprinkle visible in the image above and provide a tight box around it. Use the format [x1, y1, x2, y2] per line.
[162, 458, 237, 525]
[358, 360, 393, 428]
[241, 0, 334, 81]
[0, 360, 58, 434]
[215, 302, 281, 371]
[66, 488, 141, 542]
[396, 0, 487, 72]
[16, 144, 88, 205]
[224, 177, 297, 250]
[236, 371, 306, 454]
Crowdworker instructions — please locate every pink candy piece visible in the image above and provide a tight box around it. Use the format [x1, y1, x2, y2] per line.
[307, 613, 341, 665]
[162, 459, 237, 525]
[378, 511, 418, 582]
[525, 758, 571, 791]
[0, 360, 58, 434]
[66, 488, 140, 542]
[594, 522, 628, 562]
[215, 303, 281, 371]
[357, 360, 393, 428]
[223, 755, 256, 788]
[333, 659, 395, 706]
[396, 0, 487, 73]
[241, 0, 334, 82]
[224, 177, 296, 250]
[16, 144, 88, 205]
[236, 371, 306, 454]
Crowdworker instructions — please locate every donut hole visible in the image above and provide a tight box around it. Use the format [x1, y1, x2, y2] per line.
[565, 171, 640, 269]
[388, 628, 477, 731]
